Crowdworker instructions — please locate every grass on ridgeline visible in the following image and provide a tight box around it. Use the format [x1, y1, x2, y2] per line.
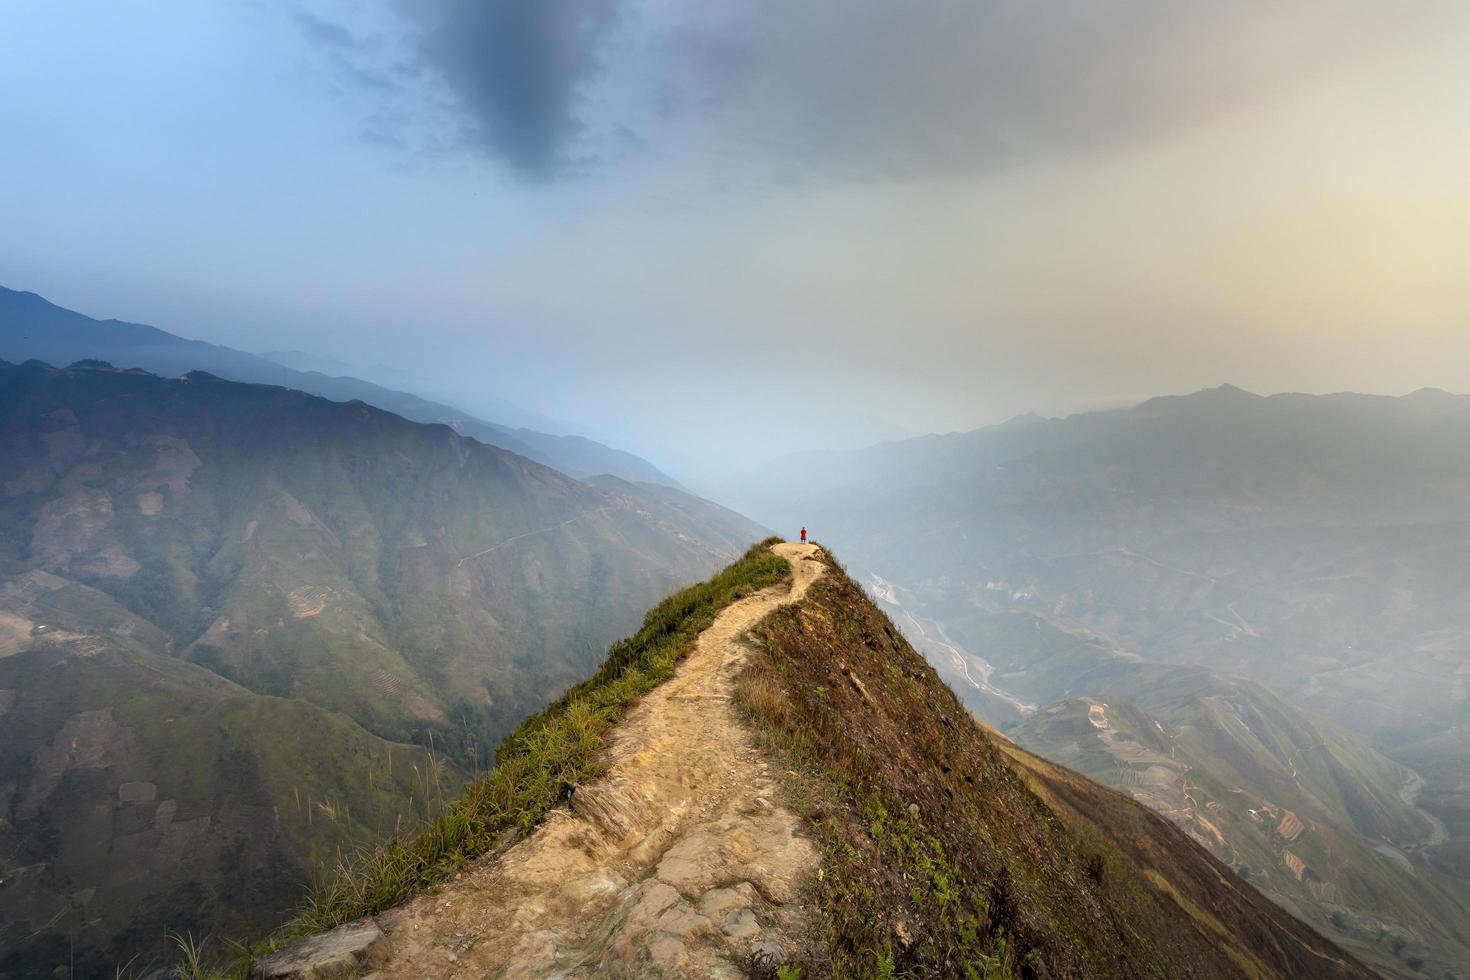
[171, 538, 789, 978]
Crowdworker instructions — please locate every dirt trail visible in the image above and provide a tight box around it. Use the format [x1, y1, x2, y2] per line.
[368, 542, 824, 979]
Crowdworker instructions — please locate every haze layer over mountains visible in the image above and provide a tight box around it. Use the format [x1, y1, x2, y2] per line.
[0, 287, 681, 490]
[727, 384, 1470, 977]
[6, 282, 1470, 977]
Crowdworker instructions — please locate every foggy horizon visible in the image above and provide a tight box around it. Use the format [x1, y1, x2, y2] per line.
[9, 280, 1468, 485]
[5, 1, 1470, 477]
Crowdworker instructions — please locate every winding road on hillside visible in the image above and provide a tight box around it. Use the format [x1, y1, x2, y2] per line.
[367, 542, 824, 978]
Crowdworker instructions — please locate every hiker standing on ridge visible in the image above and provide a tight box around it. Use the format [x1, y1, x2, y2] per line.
[800, 527, 807, 543]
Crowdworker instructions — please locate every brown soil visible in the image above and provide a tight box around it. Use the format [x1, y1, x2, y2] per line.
[1277, 810, 1305, 842]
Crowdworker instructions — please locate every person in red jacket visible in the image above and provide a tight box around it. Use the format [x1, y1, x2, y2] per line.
[800, 526, 807, 543]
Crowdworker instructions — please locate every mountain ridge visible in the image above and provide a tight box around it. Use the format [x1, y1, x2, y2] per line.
[245, 542, 1376, 979]
[0, 286, 681, 488]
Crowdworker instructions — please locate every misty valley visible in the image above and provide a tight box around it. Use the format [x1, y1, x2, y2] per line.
[2, 295, 1468, 977]
[729, 385, 1470, 977]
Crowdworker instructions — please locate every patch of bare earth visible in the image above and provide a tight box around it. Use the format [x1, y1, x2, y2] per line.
[288, 587, 334, 619]
[142, 435, 200, 494]
[32, 488, 114, 570]
[364, 543, 824, 979]
[0, 611, 35, 657]
[1277, 809, 1305, 842]
[1084, 701, 1192, 818]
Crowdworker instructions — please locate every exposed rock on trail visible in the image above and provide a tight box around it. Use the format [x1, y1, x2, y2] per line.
[357, 542, 824, 978]
[252, 921, 387, 979]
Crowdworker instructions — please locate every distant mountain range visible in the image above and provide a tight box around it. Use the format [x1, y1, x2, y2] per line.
[0, 360, 766, 975]
[730, 384, 1470, 978]
[255, 350, 578, 436]
[0, 286, 680, 488]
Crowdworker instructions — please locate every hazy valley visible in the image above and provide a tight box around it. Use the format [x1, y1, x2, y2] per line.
[2, 304, 1467, 977]
[0, 358, 765, 975]
[3, 293, 1467, 977]
[731, 385, 1470, 977]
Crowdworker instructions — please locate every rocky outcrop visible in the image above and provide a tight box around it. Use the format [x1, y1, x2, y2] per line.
[250, 921, 386, 980]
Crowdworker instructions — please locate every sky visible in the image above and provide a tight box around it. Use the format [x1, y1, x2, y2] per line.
[4, 1, 1470, 482]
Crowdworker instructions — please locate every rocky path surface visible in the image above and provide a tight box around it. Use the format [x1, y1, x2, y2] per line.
[302, 542, 823, 980]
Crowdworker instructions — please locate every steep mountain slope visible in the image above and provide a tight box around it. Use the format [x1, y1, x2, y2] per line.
[585, 475, 767, 557]
[258, 542, 1373, 979]
[0, 360, 764, 746]
[728, 385, 1470, 977]
[897, 614, 1470, 980]
[742, 550, 1373, 978]
[1015, 687, 1470, 977]
[0, 361, 766, 975]
[910, 607, 1429, 846]
[0, 632, 442, 980]
[0, 285, 680, 487]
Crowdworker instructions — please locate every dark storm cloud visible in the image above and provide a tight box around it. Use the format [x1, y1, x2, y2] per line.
[411, 0, 622, 179]
[294, 0, 1455, 183]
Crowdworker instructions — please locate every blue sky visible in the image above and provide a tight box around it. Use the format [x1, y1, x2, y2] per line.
[4, 1, 1469, 479]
